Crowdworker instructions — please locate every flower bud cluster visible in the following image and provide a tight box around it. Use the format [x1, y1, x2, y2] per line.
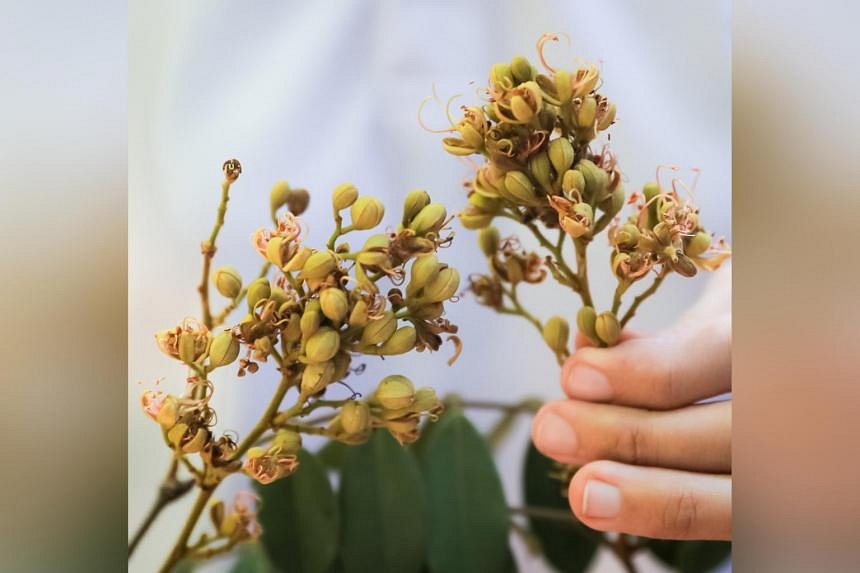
[143, 175, 460, 493]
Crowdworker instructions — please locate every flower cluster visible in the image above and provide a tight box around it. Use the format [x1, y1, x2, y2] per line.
[432, 34, 729, 357]
[139, 163, 460, 563]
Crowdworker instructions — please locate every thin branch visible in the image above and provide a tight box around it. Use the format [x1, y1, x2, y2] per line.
[128, 459, 194, 557]
[620, 273, 666, 327]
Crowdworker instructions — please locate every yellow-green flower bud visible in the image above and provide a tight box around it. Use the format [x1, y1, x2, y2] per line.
[595, 311, 621, 346]
[320, 288, 349, 322]
[332, 350, 352, 381]
[350, 196, 385, 230]
[286, 188, 310, 216]
[468, 191, 500, 213]
[402, 189, 431, 226]
[283, 246, 312, 272]
[341, 401, 371, 435]
[305, 327, 340, 364]
[643, 181, 661, 202]
[332, 182, 359, 211]
[599, 185, 625, 217]
[562, 169, 586, 196]
[477, 226, 500, 257]
[575, 160, 608, 201]
[409, 203, 447, 235]
[555, 69, 573, 102]
[247, 278, 271, 311]
[178, 331, 197, 364]
[686, 231, 712, 257]
[528, 152, 553, 192]
[490, 62, 514, 89]
[272, 429, 302, 454]
[459, 206, 493, 230]
[422, 267, 460, 303]
[380, 326, 417, 355]
[542, 316, 570, 355]
[213, 266, 242, 299]
[209, 331, 240, 369]
[253, 336, 272, 358]
[576, 306, 599, 344]
[356, 251, 390, 268]
[301, 361, 336, 395]
[504, 171, 539, 205]
[299, 250, 338, 280]
[409, 255, 439, 291]
[375, 375, 415, 410]
[270, 180, 291, 214]
[575, 96, 598, 131]
[360, 310, 397, 346]
[510, 55, 533, 83]
[283, 313, 302, 343]
[348, 299, 370, 328]
[548, 138, 575, 176]
[300, 301, 322, 340]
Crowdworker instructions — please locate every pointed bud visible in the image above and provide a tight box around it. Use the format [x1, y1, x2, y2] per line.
[209, 331, 240, 369]
[305, 327, 341, 364]
[300, 300, 322, 339]
[350, 196, 385, 230]
[402, 189, 431, 226]
[504, 171, 539, 205]
[213, 266, 242, 299]
[409, 255, 440, 291]
[299, 250, 338, 280]
[270, 180, 291, 214]
[301, 361, 336, 395]
[686, 231, 712, 257]
[575, 160, 608, 202]
[490, 62, 514, 89]
[422, 267, 460, 303]
[178, 331, 197, 364]
[555, 69, 572, 102]
[478, 226, 500, 257]
[576, 306, 599, 344]
[510, 55, 533, 83]
[283, 246, 312, 272]
[380, 326, 417, 355]
[247, 278, 271, 311]
[332, 182, 359, 211]
[272, 429, 302, 455]
[341, 401, 371, 435]
[562, 169, 586, 196]
[575, 96, 597, 130]
[459, 206, 493, 230]
[467, 191, 501, 213]
[375, 375, 415, 410]
[528, 152, 553, 192]
[595, 311, 621, 346]
[542, 316, 570, 355]
[320, 288, 349, 322]
[348, 300, 370, 328]
[409, 203, 447, 235]
[360, 311, 397, 346]
[548, 138, 575, 176]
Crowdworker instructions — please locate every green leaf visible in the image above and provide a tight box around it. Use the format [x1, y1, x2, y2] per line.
[230, 543, 275, 573]
[255, 448, 339, 573]
[339, 429, 426, 573]
[317, 439, 349, 470]
[522, 443, 599, 573]
[645, 539, 731, 572]
[422, 411, 512, 573]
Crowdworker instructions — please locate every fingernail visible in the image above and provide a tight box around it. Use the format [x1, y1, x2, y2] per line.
[534, 411, 578, 459]
[582, 480, 621, 518]
[566, 365, 612, 401]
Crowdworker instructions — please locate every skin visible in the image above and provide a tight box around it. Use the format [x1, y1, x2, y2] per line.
[532, 267, 731, 540]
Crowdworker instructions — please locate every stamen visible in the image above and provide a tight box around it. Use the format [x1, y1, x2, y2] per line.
[446, 335, 463, 366]
[536, 32, 571, 74]
[656, 163, 680, 191]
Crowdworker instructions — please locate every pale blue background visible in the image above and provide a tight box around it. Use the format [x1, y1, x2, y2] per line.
[129, 1, 731, 571]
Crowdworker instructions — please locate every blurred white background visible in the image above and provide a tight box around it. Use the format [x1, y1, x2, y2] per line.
[129, 1, 730, 571]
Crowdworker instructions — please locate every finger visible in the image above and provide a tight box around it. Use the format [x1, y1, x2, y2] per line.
[532, 400, 731, 473]
[562, 314, 731, 409]
[568, 460, 731, 540]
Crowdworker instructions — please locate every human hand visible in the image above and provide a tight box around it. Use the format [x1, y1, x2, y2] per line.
[532, 269, 731, 540]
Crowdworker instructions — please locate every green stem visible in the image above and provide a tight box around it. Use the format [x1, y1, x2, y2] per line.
[198, 179, 233, 329]
[620, 274, 666, 328]
[500, 284, 542, 334]
[611, 280, 630, 315]
[282, 423, 331, 437]
[128, 458, 194, 558]
[573, 238, 594, 307]
[231, 372, 295, 461]
[158, 487, 214, 573]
